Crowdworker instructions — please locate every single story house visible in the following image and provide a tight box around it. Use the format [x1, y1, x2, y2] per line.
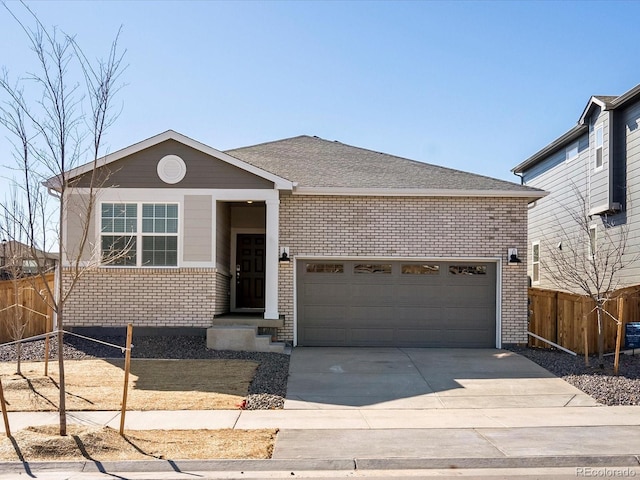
[57, 130, 544, 350]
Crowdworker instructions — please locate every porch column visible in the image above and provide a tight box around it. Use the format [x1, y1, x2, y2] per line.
[264, 198, 279, 320]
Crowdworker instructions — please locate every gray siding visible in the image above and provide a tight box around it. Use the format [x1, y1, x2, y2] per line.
[230, 205, 266, 229]
[73, 139, 274, 189]
[216, 202, 231, 272]
[524, 97, 640, 290]
[618, 100, 640, 287]
[183, 195, 212, 262]
[524, 133, 589, 288]
[64, 193, 95, 263]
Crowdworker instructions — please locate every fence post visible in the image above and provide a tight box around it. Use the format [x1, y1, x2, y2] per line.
[119, 323, 133, 436]
[615, 297, 624, 375]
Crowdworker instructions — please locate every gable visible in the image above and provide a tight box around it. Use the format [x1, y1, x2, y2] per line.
[71, 139, 275, 190]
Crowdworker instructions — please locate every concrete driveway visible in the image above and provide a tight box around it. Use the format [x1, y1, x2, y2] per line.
[285, 348, 598, 409]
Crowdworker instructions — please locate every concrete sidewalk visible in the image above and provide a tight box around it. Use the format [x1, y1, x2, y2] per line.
[3, 406, 640, 460]
[1, 406, 640, 478]
[3, 405, 640, 433]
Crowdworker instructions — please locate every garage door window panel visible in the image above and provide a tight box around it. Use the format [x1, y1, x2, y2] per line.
[354, 263, 392, 274]
[306, 263, 344, 273]
[449, 265, 487, 275]
[401, 264, 440, 275]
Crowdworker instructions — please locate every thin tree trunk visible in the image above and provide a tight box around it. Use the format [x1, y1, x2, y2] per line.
[57, 324, 66, 436]
[597, 305, 605, 369]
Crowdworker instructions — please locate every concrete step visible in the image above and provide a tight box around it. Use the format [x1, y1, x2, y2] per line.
[206, 325, 257, 351]
[206, 325, 285, 353]
[255, 335, 286, 354]
[268, 342, 286, 353]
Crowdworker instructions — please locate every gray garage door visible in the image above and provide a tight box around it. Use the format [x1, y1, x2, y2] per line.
[297, 260, 496, 347]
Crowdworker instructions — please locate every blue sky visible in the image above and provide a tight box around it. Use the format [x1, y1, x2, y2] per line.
[1, 0, 640, 193]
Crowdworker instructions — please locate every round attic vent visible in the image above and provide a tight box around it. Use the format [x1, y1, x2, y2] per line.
[157, 155, 186, 184]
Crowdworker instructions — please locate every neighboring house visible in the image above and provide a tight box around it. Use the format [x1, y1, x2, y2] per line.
[54, 130, 543, 349]
[512, 83, 640, 290]
[0, 240, 57, 280]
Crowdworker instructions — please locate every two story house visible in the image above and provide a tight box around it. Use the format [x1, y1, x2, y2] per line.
[512, 83, 640, 290]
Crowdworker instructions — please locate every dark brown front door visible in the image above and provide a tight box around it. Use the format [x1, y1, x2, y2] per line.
[236, 234, 265, 309]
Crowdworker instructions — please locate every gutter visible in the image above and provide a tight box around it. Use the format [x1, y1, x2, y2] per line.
[291, 186, 548, 201]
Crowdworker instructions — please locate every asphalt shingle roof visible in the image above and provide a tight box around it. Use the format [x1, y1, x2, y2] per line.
[593, 95, 618, 106]
[226, 135, 534, 192]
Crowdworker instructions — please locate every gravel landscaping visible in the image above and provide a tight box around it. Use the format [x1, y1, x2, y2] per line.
[507, 345, 640, 406]
[0, 335, 289, 410]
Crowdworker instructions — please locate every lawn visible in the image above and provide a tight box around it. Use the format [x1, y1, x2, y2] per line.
[0, 425, 276, 461]
[0, 358, 257, 411]
[0, 357, 277, 461]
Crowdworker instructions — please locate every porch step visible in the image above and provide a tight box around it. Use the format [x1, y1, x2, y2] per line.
[206, 325, 285, 354]
[256, 335, 287, 354]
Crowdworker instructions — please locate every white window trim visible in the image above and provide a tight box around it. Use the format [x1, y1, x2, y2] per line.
[594, 125, 604, 172]
[531, 241, 540, 285]
[100, 201, 180, 268]
[589, 225, 597, 257]
[565, 142, 579, 163]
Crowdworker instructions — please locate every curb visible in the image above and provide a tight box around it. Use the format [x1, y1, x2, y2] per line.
[0, 455, 638, 474]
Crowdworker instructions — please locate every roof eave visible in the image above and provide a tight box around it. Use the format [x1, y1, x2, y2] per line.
[578, 96, 609, 125]
[512, 124, 587, 174]
[610, 83, 640, 108]
[293, 186, 548, 201]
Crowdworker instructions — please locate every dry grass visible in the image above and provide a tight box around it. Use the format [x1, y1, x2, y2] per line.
[0, 425, 276, 461]
[0, 359, 258, 411]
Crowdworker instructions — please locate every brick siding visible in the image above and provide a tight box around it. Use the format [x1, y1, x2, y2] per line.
[63, 267, 217, 329]
[63, 194, 529, 346]
[278, 194, 529, 345]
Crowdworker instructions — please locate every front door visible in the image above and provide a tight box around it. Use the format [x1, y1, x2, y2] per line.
[235, 234, 265, 309]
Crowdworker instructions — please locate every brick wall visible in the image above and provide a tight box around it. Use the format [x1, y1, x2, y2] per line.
[214, 271, 231, 315]
[62, 194, 529, 346]
[63, 267, 217, 329]
[278, 194, 529, 345]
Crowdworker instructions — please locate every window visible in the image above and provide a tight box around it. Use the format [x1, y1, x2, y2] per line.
[101, 202, 179, 267]
[101, 203, 137, 266]
[306, 263, 344, 273]
[594, 125, 603, 170]
[449, 265, 487, 275]
[589, 226, 597, 256]
[141, 204, 178, 266]
[401, 264, 440, 275]
[354, 263, 392, 274]
[565, 142, 579, 162]
[21, 259, 38, 275]
[532, 242, 540, 284]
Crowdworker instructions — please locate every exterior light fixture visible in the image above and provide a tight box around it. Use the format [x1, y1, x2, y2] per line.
[508, 247, 522, 265]
[279, 247, 290, 262]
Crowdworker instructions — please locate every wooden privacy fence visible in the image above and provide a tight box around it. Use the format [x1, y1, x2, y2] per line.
[528, 286, 640, 354]
[0, 273, 54, 343]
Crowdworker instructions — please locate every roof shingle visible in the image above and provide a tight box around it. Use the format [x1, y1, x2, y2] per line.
[227, 135, 535, 192]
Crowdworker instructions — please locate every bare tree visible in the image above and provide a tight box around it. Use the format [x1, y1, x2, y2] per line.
[0, 238, 27, 375]
[543, 186, 634, 368]
[0, 3, 125, 435]
[0, 190, 54, 375]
